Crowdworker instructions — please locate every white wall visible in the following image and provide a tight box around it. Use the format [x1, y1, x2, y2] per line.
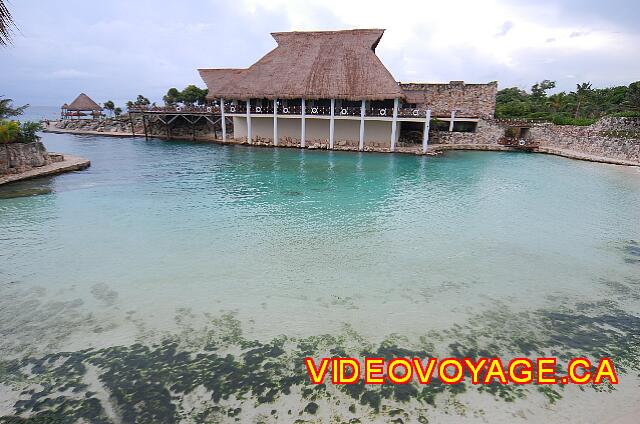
[233, 116, 394, 147]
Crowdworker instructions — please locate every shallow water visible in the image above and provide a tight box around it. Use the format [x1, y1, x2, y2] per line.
[1, 133, 639, 423]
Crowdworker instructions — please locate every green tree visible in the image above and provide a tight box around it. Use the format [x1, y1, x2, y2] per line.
[573, 82, 592, 118]
[0, 96, 28, 119]
[163, 88, 181, 106]
[114, 107, 123, 116]
[103, 100, 115, 117]
[180, 85, 208, 105]
[495, 87, 530, 119]
[530, 80, 556, 102]
[134, 95, 150, 106]
[626, 81, 640, 111]
[548, 92, 567, 113]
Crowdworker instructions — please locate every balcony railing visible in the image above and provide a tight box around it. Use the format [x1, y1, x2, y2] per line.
[128, 105, 220, 113]
[227, 106, 433, 118]
[129, 104, 437, 119]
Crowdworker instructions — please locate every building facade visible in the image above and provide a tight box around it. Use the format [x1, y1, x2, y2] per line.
[198, 29, 497, 152]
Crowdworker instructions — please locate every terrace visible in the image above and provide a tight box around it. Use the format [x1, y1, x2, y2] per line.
[129, 103, 480, 122]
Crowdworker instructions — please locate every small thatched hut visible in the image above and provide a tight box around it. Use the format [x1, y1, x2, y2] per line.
[62, 93, 102, 119]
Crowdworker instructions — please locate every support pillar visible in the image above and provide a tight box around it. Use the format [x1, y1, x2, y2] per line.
[142, 114, 148, 140]
[273, 98, 278, 146]
[220, 97, 226, 142]
[246, 99, 252, 144]
[329, 98, 335, 149]
[422, 109, 431, 154]
[359, 99, 366, 151]
[301, 98, 306, 148]
[129, 112, 135, 136]
[449, 110, 456, 132]
[390, 98, 399, 152]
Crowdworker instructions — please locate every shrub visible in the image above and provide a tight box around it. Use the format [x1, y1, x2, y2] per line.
[551, 116, 596, 126]
[0, 120, 20, 143]
[504, 127, 517, 138]
[17, 121, 43, 143]
[0, 120, 43, 144]
[609, 111, 640, 118]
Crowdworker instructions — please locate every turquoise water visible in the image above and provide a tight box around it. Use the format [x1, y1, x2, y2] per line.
[1, 133, 639, 422]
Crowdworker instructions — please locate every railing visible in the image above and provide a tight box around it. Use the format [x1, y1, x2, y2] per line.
[128, 104, 447, 120]
[128, 105, 220, 113]
[226, 106, 429, 118]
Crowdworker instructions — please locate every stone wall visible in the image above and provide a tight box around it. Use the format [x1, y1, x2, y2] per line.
[400, 81, 497, 119]
[428, 119, 504, 145]
[56, 117, 137, 134]
[0, 142, 52, 175]
[531, 120, 640, 163]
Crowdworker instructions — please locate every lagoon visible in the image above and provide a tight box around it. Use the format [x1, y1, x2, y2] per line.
[1, 133, 639, 422]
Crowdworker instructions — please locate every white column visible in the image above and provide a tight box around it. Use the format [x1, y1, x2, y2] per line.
[359, 99, 366, 151]
[220, 97, 226, 142]
[449, 110, 456, 132]
[422, 109, 431, 154]
[273, 98, 278, 146]
[301, 98, 306, 148]
[390, 98, 399, 152]
[329, 98, 335, 149]
[246, 99, 252, 144]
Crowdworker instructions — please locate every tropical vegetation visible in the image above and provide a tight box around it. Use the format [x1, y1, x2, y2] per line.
[496, 80, 640, 125]
[0, 96, 43, 144]
[163, 85, 208, 106]
[126, 95, 151, 110]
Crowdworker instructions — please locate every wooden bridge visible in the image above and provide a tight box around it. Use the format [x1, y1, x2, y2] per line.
[128, 106, 230, 140]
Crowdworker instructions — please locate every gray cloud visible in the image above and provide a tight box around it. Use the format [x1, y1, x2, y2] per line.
[0, 0, 638, 107]
[495, 21, 514, 37]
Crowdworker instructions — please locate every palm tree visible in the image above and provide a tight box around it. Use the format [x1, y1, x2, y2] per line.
[0, 0, 15, 46]
[103, 100, 115, 117]
[0, 96, 28, 119]
[548, 92, 566, 114]
[574, 82, 592, 118]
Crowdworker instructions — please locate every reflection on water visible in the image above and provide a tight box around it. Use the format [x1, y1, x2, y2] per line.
[0, 133, 639, 422]
[0, 182, 53, 199]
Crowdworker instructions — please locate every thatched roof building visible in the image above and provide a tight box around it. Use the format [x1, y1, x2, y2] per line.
[65, 93, 102, 111]
[194, 28, 497, 153]
[199, 29, 404, 101]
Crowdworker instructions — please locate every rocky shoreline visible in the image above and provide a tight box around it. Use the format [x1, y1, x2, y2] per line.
[0, 141, 90, 185]
[43, 117, 640, 167]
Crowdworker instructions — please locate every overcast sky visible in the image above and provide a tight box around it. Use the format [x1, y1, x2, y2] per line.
[1, 0, 639, 107]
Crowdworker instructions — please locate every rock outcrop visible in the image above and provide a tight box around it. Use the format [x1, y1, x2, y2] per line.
[0, 142, 54, 175]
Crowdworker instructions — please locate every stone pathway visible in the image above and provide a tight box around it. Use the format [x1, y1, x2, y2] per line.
[0, 154, 91, 185]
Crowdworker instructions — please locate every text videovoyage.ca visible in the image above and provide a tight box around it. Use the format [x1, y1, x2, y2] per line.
[305, 357, 619, 385]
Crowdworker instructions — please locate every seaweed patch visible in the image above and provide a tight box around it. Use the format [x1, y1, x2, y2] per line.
[0, 295, 639, 423]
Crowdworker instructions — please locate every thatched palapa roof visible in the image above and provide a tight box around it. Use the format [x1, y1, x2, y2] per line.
[65, 93, 102, 111]
[199, 29, 404, 101]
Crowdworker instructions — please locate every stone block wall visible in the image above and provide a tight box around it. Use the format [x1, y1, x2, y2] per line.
[0, 142, 52, 175]
[54, 116, 227, 140]
[531, 122, 640, 163]
[400, 81, 497, 119]
[429, 119, 503, 145]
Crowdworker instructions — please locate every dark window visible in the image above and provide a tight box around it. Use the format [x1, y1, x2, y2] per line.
[452, 121, 477, 132]
[399, 121, 423, 144]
